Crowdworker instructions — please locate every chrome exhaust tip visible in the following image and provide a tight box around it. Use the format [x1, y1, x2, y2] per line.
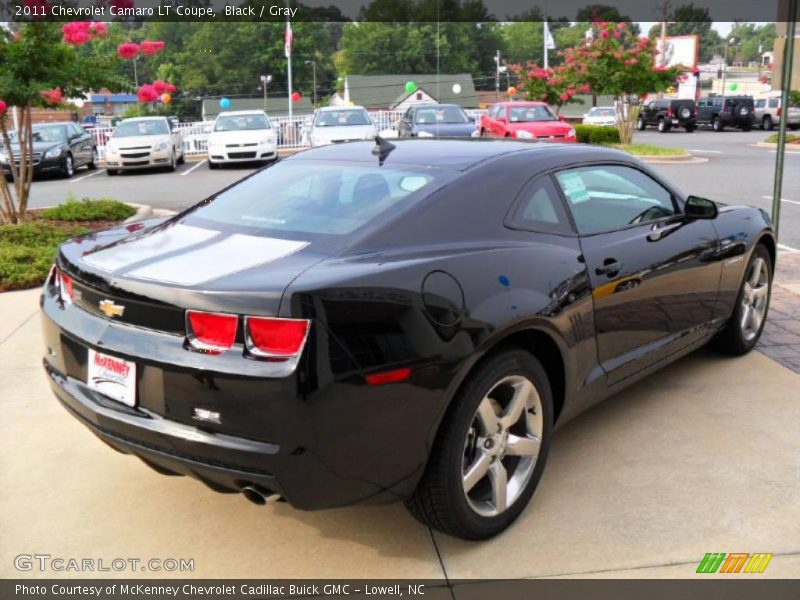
[241, 486, 281, 505]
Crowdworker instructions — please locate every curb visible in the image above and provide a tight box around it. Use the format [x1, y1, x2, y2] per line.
[749, 142, 800, 152]
[639, 154, 708, 165]
[123, 202, 177, 224]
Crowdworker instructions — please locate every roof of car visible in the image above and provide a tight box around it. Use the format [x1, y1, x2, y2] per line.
[119, 116, 169, 121]
[32, 122, 73, 127]
[317, 105, 367, 112]
[286, 138, 627, 171]
[495, 101, 548, 107]
[412, 103, 461, 109]
[216, 110, 268, 117]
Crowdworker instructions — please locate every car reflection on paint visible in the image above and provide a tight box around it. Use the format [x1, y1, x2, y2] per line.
[42, 138, 774, 540]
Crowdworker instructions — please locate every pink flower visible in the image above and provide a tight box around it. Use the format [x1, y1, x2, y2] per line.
[654, 64, 666, 72]
[152, 80, 167, 94]
[614, 51, 622, 59]
[139, 40, 165, 56]
[137, 84, 159, 103]
[600, 29, 609, 40]
[40, 88, 63, 106]
[117, 43, 139, 60]
[560, 93, 570, 102]
[613, 30, 620, 39]
[581, 83, 591, 93]
[618, 22, 627, 29]
[0, 100, 7, 116]
[62, 22, 91, 46]
[165, 83, 176, 93]
[89, 22, 108, 39]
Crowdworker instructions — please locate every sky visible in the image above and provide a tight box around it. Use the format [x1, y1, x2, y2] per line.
[638, 21, 737, 36]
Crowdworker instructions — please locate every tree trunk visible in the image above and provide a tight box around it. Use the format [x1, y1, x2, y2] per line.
[0, 103, 34, 225]
[614, 95, 640, 146]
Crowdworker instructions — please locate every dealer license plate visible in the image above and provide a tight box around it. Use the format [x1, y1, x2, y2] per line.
[87, 349, 136, 407]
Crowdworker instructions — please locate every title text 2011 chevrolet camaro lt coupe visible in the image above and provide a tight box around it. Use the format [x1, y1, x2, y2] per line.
[42, 139, 775, 540]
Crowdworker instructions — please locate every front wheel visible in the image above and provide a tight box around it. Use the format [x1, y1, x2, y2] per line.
[62, 154, 74, 178]
[177, 150, 185, 165]
[713, 244, 772, 355]
[712, 117, 724, 132]
[637, 117, 646, 130]
[763, 115, 774, 131]
[657, 118, 670, 133]
[407, 349, 553, 540]
[166, 150, 177, 172]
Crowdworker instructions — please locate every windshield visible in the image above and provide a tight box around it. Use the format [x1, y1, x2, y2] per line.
[589, 108, 615, 117]
[415, 106, 469, 124]
[508, 105, 557, 122]
[114, 120, 170, 137]
[214, 114, 271, 132]
[314, 110, 372, 127]
[9, 126, 67, 143]
[187, 162, 442, 236]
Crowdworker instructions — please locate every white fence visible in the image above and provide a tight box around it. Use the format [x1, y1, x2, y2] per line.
[89, 109, 487, 159]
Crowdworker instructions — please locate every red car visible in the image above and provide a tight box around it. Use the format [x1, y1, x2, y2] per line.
[479, 101, 577, 142]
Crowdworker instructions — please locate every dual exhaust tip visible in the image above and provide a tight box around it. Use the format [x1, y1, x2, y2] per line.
[241, 485, 282, 506]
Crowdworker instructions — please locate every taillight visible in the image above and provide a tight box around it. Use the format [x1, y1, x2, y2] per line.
[185, 310, 238, 353]
[667, 107, 673, 117]
[59, 269, 74, 304]
[244, 316, 310, 358]
[777, 107, 782, 117]
[365, 367, 412, 386]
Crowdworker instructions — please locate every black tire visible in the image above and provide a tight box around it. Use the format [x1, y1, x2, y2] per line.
[657, 118, 670, 133]
[479, 128, 488, 137]
[87, 147, 98, 170]
[177, 151, 185, 165]
[208, 160, 219, 169]
[685, 125, 696, 133]
[789, 125, 800, 131]
[712, 244, 772, 356]
[106, 169, 118, 176]
[407, 349, 553, 540]
[741, 122, 753, 132]
[637, 116, 646, 130]
[712, 116, 724, 132]
[763, 115, 774, 131]
[62, 153, 74, 178]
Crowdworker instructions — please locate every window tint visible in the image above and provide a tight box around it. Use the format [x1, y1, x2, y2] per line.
[768, 98, 780, 108]
[509, 177, 572, 234]
[554, 165, 676, 235]
[755, 99, 766, 108]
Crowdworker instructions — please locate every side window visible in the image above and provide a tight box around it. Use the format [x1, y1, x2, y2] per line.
[508, 176, 572, 234]
[768, 98, 780, 108]
[755, 99, 765, 108]
[554, 165, 676, 235]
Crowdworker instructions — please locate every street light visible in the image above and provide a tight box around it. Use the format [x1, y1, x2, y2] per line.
[260, 74, 272, 111]
[304, 61, 317, 107]
[721, 37, 737, 94]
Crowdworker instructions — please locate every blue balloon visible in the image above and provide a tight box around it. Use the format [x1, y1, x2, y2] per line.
[219, 98, 231, 110]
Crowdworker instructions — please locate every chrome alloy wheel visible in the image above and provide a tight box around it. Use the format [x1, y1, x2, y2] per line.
[741, 256, 769, 342]
[462, 375, 543, 517]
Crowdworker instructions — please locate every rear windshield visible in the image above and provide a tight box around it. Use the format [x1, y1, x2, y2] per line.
[314, 110, 372, 127]
[415, 106, 469, 124]
[589, 108, 615, 117]
[509, 105, 557, 122]
[187, 162, 446, 236]
[115, 120, 169, 137]
[724, 98, 753, 108]
[214, 114, 271, 131]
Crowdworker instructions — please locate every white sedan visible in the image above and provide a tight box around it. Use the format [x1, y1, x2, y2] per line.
[309, 107, 376, 147]
[207, 111, 277, 168]
[582, 107, 617, 127]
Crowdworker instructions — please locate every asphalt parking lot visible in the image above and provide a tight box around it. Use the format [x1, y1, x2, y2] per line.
[23, 129, 800, 250]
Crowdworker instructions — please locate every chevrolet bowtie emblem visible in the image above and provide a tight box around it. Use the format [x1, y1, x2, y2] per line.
[99, 299, 125, 318]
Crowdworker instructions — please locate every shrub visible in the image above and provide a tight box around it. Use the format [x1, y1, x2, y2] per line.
[40, 197, 136, 222]
[574, 124, 622, 145]
[764, 133, 800, 144]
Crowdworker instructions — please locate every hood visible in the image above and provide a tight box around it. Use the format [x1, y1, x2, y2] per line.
[311, 125, 376, 145]
[208, 129, 275, 145]
[509, 121, 574, 136]
[58, 217, 333, 317]
[413, 122, 476, 137]
[109, 134, 170, 148]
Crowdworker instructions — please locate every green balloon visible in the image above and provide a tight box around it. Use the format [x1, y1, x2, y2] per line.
[730, 82, 738, 91]
[405, 81, 417, 94]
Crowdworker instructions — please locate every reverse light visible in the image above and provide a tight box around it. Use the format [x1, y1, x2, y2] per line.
[365, 367, 412, 386]
[186, 310, 238, 353]
[244, 316, 310, 358]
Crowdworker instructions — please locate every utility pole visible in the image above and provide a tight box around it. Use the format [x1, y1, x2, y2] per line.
[260, 74, 272, 112]
[721, 38, 736, 94]
[305, 61, 317, 107]
[495, 50, 500, 101]
[657, 0, 671, 99]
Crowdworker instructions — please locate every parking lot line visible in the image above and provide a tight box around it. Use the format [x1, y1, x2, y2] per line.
[778, 243, 800, 253]
[687, 149, 722, 154]
[762, 195, 800, 206]
[181, 159, 207, 175]
[69, 170, 103, 183]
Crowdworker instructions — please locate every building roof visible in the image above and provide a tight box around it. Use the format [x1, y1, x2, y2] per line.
[201, 97, 314, 119]
[344, 74, 478, 109]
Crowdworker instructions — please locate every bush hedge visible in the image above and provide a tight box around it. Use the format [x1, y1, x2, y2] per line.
[41, 197, 136, 222]
[574, 124, 622, 145]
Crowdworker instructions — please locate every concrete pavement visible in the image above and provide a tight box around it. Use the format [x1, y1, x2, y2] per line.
[1, 283, 798, 580]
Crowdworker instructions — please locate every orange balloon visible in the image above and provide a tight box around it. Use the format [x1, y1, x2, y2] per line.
[508, 86, 518, 96]
[161, 93, 172, 104]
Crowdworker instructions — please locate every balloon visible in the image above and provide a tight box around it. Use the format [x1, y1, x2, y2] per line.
[291, 91, 301, 102]
[730, 82, 739, 91]
[219, 98, 231, 109]
[405, 81, 417, 94]
[508, 86, 518, 96]
[0, 100, 7, 117]
[452, 83, 462, 94]
[161, 93, 172, 105]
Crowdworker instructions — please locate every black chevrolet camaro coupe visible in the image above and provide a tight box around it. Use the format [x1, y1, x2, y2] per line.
[41, 139, 774, 540]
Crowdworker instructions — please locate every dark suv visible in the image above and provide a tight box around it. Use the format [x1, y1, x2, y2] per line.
[696, 95, 755, 131]
[637, 99, 697, 132]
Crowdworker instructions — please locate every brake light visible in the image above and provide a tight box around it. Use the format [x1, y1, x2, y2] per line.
[59, 269, 74, 304]
[186, 310, 238, 352]
[667, 107, 673, 117]
[365, 367, 412, 386]
[244, 316, 310, 358]
[777, 107, 782, 117]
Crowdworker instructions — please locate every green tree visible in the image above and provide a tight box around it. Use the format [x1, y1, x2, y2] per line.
[727, 23, 776, 64]
[0, 22, 120, 224]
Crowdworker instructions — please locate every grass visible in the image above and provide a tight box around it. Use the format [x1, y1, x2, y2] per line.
[40, 196, 136, 222]
[611, 143, 688, 157]
[0, 222, 90, 292]
[763, 133, 800, 145]
[0, 197, 133, 292]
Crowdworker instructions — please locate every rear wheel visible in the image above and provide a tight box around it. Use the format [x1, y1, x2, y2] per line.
[713, 244, 772, 355]
[712, 116, 724, 132]
[763, 115, 774, 131]
[407, 349, 553, 540]
[741, 122, 753, 132]
[657, 118, 670, 133]
[637, 116, 646, 130]
[177, 150, 185, 165]
[685, 124, 696, 133]
[62, 153, 74, 178]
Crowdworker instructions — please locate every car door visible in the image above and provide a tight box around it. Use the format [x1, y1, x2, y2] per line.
[697, 99, 710, 123]
[68, 124, 88, 165]
[553, 164, 721, 384]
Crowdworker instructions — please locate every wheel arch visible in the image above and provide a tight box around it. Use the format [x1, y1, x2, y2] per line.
[756, 231, 776, 272]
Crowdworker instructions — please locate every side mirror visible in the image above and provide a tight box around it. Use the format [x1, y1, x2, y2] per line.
[558, 114, 566, 122]
[685, 195, 718, 219]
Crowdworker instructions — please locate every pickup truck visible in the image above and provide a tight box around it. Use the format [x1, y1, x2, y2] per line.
[104, 116, 185, 175]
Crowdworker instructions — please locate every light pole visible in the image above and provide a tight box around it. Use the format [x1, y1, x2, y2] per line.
[721, 37, 737, 94]
[304, 61, 316, 107]
[260, 74, 272, 112]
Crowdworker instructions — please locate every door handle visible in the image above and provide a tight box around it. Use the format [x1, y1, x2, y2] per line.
[595, 258, 622, 278]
